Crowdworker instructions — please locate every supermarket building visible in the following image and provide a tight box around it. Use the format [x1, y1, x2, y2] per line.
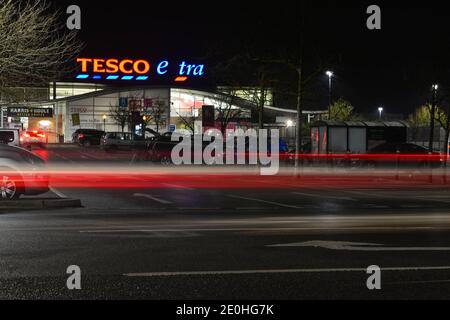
[0, 57, 325, 143]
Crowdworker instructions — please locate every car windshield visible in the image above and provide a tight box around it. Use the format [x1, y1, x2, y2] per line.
[370, 143, 398, 153]
[400, 144, 429, 153]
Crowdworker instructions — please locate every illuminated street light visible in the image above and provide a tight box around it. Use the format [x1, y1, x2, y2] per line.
[429, 84, 439, 151]
[378, 107, 383, 120]
[286, 119, 294, 128]
[326, 71, 334, 119]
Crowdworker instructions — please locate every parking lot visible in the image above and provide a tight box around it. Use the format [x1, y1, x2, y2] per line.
[0, 143, 449, 299]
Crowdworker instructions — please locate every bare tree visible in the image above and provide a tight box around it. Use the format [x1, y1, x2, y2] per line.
[173, 102, 199, 134]
[142, 99, 168, 133]
[238, 84, 272, 130]
[210, 52, 275, 131]
[175, 111, 197, 134]
[109, 105, 130, 133]
[215, 89, 245, 133]
[435, 104, 450, 155]
[408, 104, 449, 151]
[0, 0, 82, 100]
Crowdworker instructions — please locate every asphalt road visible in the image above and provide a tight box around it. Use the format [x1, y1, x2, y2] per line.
[1, 145, 450, 300]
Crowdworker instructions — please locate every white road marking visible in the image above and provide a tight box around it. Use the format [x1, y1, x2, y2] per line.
[413, 196, 450, 204]
[52, 152, 75, 163]
[161, 183, 195, 190]
[291, 191, 356, 201]
[177, 207, 221, 210]
[388, 279, 450, 285]
[123, 266, 450, 277]
[235, 207, 278, 210]
[228, 195, 302, 209]
[78, 226, 436, 234]
[77, 150, 104, 160]
[90, 231, 199, 238]
[401, 205, 423, 208]
[365, 205, 390, 209]
[340, 190, 389, 197]
[268, 240, 450, 251]
[133, 193, 173, 204]
[50, 187, 68, 199]
[235, 178, 291, 188]
[341, 189, 450, 203]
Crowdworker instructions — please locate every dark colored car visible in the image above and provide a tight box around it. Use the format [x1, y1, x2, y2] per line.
[100, 132, 147, 151]
[147, 133, 218, 165]
[355, 142, 443, 168]
[147, 133, 288, 165]
[72, 129, 105, 146]
[0, 144, 49, 199]
[145, 130, 170, 150]
[147, 133, 180, 165]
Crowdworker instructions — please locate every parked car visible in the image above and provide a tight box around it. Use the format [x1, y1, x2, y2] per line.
[0, 129, 20, 147]
[146, 132, 201, 164]
[100, 132, 147, 151]
[20, 130, 48, 149]
[286, 141, 312, 165]
[353, 142, 443, 168]
[72, 129, 105, 146]
[147, 133, 286, 165]
[147, 135, 179, 164]
[0, 144, 49, 200]
[145, 128, 160, 139]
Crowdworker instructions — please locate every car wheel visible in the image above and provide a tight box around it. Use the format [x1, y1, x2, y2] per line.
[0, 175, 21, 200]
[366, 161, 376, 170]
[160, 156, 172, 166]
[83, 140, 91, 147]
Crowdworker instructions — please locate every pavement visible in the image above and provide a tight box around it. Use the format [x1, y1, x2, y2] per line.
[1, 144, 450, 299]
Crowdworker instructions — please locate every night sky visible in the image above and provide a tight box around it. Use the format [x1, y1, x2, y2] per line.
[54, 0, 450, 117]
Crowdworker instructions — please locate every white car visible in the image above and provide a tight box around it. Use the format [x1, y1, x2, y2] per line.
[0, 144, 49, 200]
[0, 129, 20, 147]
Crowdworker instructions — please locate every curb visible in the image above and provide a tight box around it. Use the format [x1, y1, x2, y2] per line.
[0, 198, 82, 210]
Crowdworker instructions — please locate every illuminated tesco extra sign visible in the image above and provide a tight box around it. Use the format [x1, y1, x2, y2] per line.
[75, 58, 205, 81]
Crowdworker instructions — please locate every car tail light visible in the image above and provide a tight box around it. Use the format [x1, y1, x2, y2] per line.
[78, 134, 85, 139]
[37, 133, 46, 138]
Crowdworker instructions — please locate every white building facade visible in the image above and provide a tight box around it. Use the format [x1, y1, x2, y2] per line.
[54, 86, 251, 142]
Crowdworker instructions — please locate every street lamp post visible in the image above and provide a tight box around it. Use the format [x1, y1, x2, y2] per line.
[142, 115, 147, 137]
[378, 107, 383, 120]
[102, 114, 107, 131]
[326, 71, 333, 120]
[429, 84, 438, 152]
